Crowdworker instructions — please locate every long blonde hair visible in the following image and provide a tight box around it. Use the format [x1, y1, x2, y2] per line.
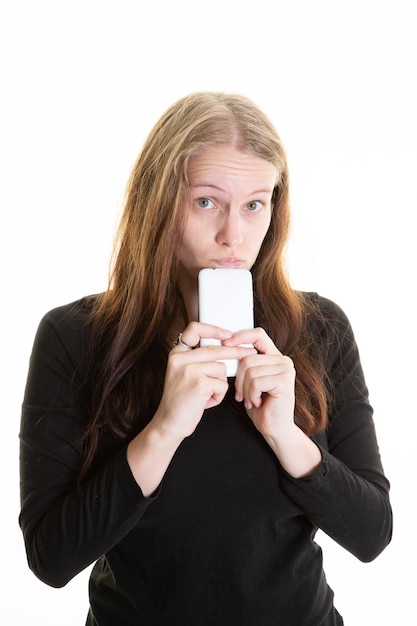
[81, 92, 327, 480]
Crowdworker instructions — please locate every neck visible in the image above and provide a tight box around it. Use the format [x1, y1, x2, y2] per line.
[185, 292, 199, 323]
[177, 273, 199, 323]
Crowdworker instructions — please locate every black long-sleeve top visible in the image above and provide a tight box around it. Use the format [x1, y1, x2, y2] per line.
[19, 294, 392, 625]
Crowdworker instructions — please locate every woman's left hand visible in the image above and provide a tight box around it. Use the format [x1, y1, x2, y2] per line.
[224, 328, 296, 437]
[224, 328, 322, 478]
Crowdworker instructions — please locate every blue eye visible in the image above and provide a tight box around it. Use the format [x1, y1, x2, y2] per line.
[246, 201, 263, 212]
[196, 198, 215, 209]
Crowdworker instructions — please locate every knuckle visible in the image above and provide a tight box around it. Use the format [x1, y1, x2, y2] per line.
[169, 352, 185, 370]
[187, 320, 200, 334]
[248, 374, 262, 394]
[283, 355, 295, 370]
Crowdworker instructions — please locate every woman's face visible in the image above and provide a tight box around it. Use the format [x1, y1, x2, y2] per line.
[178, 144, 277, 292]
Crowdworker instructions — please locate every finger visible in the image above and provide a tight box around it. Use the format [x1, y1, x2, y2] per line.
[204, 376, 230, 408]
[245, 372, 283, 409]
[190, 361, 236, 410]
[172, 333, 195, 350]
[234, 355, 281, 399]
[158, 361, 231, 436]
[170, 344, 257, 368]
[241, 366, 280, 408]
[235, 357, 296, 406]
[172, 322, 234, 352]
[223, 328, 280, 356]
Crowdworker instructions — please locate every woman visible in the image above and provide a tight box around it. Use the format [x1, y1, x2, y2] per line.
[19, 92, 392, 625]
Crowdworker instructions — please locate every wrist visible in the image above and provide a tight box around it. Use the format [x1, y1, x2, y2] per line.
[126, 415, 184, 497]
[264, 424, 322, 479]
[148, 408, 188, 449]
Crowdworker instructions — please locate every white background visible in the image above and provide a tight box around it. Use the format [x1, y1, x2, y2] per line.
[1, 1, 415, 623]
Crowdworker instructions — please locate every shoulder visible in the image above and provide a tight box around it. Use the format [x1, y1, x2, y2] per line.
[39, 294, 100, 335]
[42, 294, 98, 324]
[301, 291, 353, 334]
[299, 292, 359, 367]
[32, 294, 101, 364]
[301, 291, 348, 319]
[25, 296, 102, 406]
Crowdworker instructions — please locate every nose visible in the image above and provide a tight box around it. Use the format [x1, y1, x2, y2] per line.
[215, 211, 243, 247]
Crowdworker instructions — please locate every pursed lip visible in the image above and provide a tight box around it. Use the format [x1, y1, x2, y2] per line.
[213, 257, 244, 268]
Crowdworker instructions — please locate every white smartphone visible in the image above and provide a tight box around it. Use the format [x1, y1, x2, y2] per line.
[198, 268, 254, 377]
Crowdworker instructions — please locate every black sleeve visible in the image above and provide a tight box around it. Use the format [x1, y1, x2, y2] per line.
[19, 302, 156, 588]
[280, 296, 392, 562]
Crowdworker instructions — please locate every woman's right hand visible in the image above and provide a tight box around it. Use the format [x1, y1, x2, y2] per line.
[127, 322, 256, 496]
[154, 322, 256, 440]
